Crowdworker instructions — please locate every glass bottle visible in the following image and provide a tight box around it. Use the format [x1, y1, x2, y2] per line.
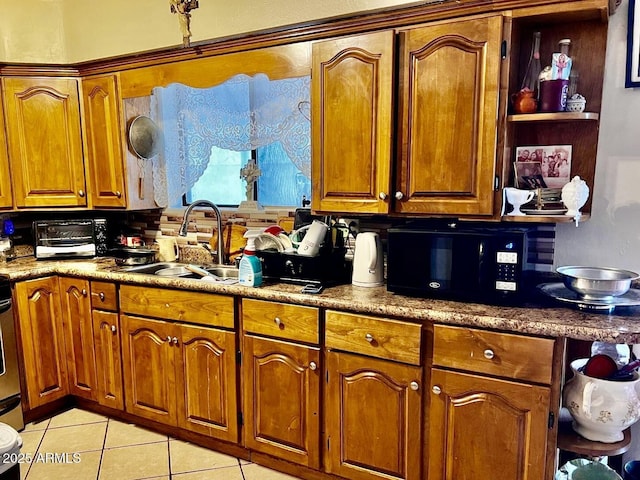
[520, 31, 542, 98]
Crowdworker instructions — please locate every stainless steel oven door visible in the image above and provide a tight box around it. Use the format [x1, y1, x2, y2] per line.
[0, 297, 24, 431]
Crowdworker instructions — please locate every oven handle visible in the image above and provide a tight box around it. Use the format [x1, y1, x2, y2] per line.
[0, 299, 10, 315]
[0, 395, 21, 418]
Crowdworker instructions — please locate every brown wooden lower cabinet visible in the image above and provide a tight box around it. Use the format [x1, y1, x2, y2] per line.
[121, 314, 238, 443]
[242, 334, 321, 469]
[59, 277, 96, 400]
[92, 310, 124, 410]
[427, 368, 551, 480]
[14, 277, 69, 409]
[324, 350, 423, 480]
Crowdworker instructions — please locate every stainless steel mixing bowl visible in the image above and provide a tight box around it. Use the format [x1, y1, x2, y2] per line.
[556, 266, 639, 300]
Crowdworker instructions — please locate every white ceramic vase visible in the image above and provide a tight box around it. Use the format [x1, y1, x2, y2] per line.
[563, 358, 640, 443]
[561, 176, 589, 225]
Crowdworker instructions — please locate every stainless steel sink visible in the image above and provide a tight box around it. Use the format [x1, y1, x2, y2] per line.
[120, 262, 239, 281]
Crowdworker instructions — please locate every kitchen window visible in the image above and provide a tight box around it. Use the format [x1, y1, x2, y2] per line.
[151, 74, 311, 209]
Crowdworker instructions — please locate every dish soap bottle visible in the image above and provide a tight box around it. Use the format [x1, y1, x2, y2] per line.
[239, 232, 263, 287]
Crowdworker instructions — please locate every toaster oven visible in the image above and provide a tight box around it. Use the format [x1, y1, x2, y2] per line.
[33, 219, 108, 259]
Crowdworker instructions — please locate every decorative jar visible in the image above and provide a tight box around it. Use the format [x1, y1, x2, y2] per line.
[563, 358, 640, 443]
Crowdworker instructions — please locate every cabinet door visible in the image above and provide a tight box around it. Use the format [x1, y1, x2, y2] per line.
[121, 314, 178, 425]
[92, 310, 124, 410]
[428, 368, 550, 480]
[82, 74, 127, 208]
[0, 92, 13, 209]
[312, 30, 394, 214]
[176, 324, 238, 442]
[14, 277, 68, 408]
[325, 351, 422, 480]
[2, 77, 87, 208]
[396, 15, 502, 215]
[243, 335, 321, 469]
[59, 277, 96, 400]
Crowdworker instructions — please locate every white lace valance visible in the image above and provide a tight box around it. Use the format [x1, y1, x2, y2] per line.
[150, 74, 311, 207]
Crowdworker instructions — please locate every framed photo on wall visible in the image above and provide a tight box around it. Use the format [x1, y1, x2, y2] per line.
[627, 0, 640, 87]
[515, 145, 572, 188]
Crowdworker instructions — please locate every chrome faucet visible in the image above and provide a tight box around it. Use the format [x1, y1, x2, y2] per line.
[178, 199, 226, 265]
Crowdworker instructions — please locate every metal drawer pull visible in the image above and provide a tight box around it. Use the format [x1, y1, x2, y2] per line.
[274, 317, 282, 327]
[483, 349, 495, 360]
[365, 333, 374, 343]
[432, 385, 442, 395]
[99, 292, 105, 301]
[309, 361, 317, 371]
[410, 381, 419, 391]
[111, 325, 116, 333]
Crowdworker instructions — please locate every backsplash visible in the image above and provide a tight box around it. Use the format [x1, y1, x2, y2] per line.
[0, 208, 556, 272]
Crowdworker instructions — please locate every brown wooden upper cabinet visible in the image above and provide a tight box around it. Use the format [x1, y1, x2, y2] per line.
[312, 15, 503, 216]
[2, 77, 87, 208]
[0, 91, 13, 209]
[82, 74, 127, 208]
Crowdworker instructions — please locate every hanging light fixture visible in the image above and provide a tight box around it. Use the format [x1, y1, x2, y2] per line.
[169, 0, 199, 47]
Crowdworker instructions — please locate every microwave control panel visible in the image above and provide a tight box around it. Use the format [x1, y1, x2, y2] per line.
[495, 250, 519, 291]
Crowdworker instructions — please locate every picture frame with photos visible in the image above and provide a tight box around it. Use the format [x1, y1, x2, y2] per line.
[515, 145, 572, 188]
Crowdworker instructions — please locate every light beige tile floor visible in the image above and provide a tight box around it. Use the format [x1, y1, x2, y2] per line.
[16, 408, 303, 480]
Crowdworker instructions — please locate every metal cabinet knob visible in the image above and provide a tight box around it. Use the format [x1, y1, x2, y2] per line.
[81, 289, 87, 296]
[410, 381, 419, 391]
[165, 303, 170, 308]
[395, 191, 404, 200]
[365, 333, 374, 343]
[166, 336, 172, 342]
[99, 292, 105, 301]
[172, 337, 179, 345]
[432, 385, 442, 395]
[379, 192, 388, 200]
[309, 361, 317, 371]
[78, 190, 85, 197]
[111, 325, 116, 333]
[274, 317, 282, 327]
[116, 191, 122, 198]
[483, 349, 495, 360]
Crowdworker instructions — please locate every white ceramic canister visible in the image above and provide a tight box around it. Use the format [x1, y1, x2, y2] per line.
[563, 358, 640, 443]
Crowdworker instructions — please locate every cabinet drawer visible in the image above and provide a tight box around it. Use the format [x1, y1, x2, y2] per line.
[119, 285, 234, 329]
[90, 281, 118, 311]
[242, 299, 319, 344]
[325, 311, 421, 365]
[433, 324, 555, 385]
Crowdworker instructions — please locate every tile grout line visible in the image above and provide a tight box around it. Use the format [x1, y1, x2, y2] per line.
[94, 418, 110, 480]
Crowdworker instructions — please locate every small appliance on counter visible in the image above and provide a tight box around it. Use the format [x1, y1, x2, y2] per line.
[352, 232, 384, 287]
[33, 218, 108, 259]
[386, 222, 532, 303]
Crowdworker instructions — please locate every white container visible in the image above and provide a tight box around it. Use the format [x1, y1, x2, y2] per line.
[0, 422, 21, 478]
[296, 220, 328, 257]
[563, 358, 640, 443]
[352, 232, 384, 287]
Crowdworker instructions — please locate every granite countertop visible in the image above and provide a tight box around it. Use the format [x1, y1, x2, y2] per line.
[2, 257, 639, 343]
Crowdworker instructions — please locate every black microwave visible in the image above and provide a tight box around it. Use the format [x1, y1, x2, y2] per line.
[387, 224, 532, 303]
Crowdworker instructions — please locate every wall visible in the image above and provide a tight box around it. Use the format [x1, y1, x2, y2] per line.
[1, 0, 421, 64]
[2, 1, 638, 272]
[554, 0, 640, 273]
